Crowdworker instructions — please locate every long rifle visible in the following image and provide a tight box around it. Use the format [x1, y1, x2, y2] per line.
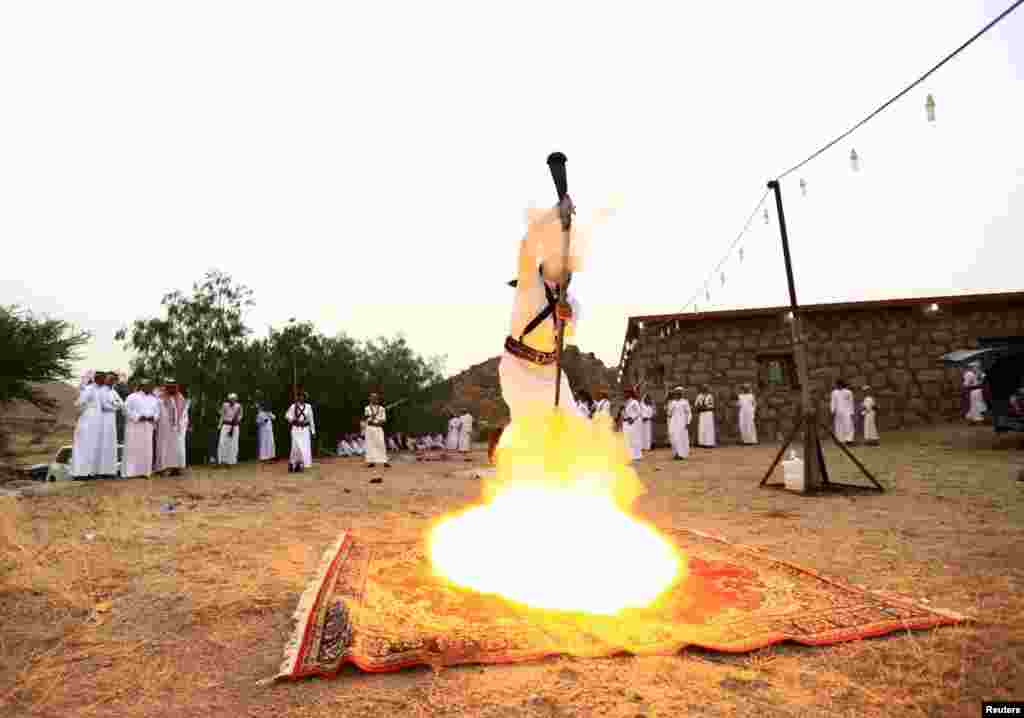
[546, 152, 574, 409]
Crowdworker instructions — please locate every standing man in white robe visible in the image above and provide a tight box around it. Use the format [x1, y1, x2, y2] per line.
[95, 372, 120, 478]
[458, 410, 474, 455]
[497, 201, 587, 434]
[446, 412, 461, 451]
[861, 385, 880, 445]
[694, 385, 717, 448]
[830, 380, 855, 444]
[593, 388, 612, 419]
[218, 393, 243, 466]
[963, 363, 988, 423]
[176, 385, 190, 469]
[363, 393, 389, 468]
[72, 370, 102, 480]
[737, 384, 758, 445]
[286, 392, 315, 473]
[666, 386, 692, 460]
[622, 387, 644, 461]
[640, 395, 655, 450]
[155, 381, 187, 476]
[123, 381, 160, 478]
[256, 403, 276, 461]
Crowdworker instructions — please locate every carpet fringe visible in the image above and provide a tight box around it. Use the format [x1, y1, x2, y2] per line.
[259, 530, 348, 685]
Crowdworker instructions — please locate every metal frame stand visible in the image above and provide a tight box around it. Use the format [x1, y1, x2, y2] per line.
[759, 179, 883, 494]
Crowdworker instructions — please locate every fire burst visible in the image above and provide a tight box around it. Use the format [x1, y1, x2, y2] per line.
[429, 410, 685, 615]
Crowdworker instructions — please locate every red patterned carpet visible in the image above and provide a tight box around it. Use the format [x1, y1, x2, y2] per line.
[273, 528, 967, 681]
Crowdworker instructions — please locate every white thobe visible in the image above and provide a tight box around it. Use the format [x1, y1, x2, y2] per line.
[862, 396, 879, 442]
[498, 269, 586, 427]
[286, 403, 315, 468]
[177, 400, 189, 468]
[256, 410, 276, 460]
[218, 401, 243, 464]
[95, 386, 119, 475]
[737, 393, 758, 444]
[623, 398, 644, 460]
[830, 389, 855, 443]
[446, 418, 461, 450]
[593, 399, 611, 419]
[364, 404, 388, 464]
[458, 413, 474, 451]
[641, 403, 655, 450]
[155, 394, 187, 470]
[338, 441, 352, 456]
[964, 369, 987, 422]
[124, 392, 160, 477]
[667, 399, 692, 458]
[72, 383, 102, 478]
[694, 394, 716, 447]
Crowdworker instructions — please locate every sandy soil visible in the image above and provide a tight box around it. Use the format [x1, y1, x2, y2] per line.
[1, 424, 1022, 717]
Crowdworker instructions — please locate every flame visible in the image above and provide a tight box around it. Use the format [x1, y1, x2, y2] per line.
[429, 409, 684, 615]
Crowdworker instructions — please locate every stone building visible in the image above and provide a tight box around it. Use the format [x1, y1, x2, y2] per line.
[617, 291, 1024, 446]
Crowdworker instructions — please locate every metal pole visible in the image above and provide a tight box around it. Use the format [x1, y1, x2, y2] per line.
[767, 179, 822, 490]
[547, 152, 572, 410]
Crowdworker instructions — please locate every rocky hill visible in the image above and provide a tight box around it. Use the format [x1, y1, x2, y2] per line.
[431, 346, 620, 433]
[1, 382, 79, 427]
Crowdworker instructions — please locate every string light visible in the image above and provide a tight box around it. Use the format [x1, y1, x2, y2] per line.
[850, 148, 860, 172]
[738, 247, 744, 262]
[720, 271, 726, 287]
[799, 178, 807, 196]
[763, 208, 770, 224]
[926, 93, 936, 122]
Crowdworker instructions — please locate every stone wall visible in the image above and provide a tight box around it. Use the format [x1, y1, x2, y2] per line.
[622, 296, 1024, 446]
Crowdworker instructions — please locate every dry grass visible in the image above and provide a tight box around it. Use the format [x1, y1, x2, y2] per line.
[0, 424, 1022, 717]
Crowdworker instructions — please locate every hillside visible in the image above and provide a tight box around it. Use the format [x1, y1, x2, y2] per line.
[1, 382, 79, 427]
[432, 346, 619, 432]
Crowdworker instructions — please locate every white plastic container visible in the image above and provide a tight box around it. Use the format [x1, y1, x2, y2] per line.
[782, 450, 805, 492]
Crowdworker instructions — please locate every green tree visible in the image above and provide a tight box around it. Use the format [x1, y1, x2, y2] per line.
[0, 305, 90, 412]
[361, 335, 448, 435]
[115, 270, 254, 462]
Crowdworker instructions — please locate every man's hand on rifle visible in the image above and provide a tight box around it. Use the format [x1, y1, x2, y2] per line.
[556, 301, 573, 323]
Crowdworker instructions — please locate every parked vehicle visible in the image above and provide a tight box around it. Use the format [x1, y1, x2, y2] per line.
[941, 336, 1024, 433]
[45, 444, 124, 481]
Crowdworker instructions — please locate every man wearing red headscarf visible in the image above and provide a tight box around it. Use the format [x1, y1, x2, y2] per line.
[155, 380, 188, 476]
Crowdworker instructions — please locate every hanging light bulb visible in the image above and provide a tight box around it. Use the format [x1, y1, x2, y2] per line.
[763, 208, 770, 224]
[799, 178, 807, 196]
[705, 287, 711, 301]
[738, 246, 744, 262]
[720, 271, 726, 287]
[850, 148, 860, 172]
[925, 93, 936, 122]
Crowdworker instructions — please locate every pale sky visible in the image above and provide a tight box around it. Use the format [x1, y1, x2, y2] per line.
[1, 1, 1021, 380]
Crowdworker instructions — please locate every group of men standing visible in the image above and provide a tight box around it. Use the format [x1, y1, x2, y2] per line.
[73, 372, 190, 480]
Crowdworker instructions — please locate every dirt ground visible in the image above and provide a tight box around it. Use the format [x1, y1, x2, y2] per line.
[1, 424, 1022, 718]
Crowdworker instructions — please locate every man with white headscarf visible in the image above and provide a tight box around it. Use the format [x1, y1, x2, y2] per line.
[621, 386, 644, 461]
[963, 362, 988, 423]
[286, 391, 315, 472]
[72, 370, 102, 479]
[445, 411, 461, 451]
[694, 385, 717, 448]
[457, 410, 474, 454]
[640, 395, 655, 450]
[736, 383, 758, 445]
[497, 199, 588, 429]
[830, 379, 856, 444]
[218, 392, 243, 465]
[124, 380, 160, 478]
[860, 385, 879, 445]
[256, 402, 276, 461]
[95, 372, 120, 477]
[666, 386, 692, 459]
[363, 392, 389, 468]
